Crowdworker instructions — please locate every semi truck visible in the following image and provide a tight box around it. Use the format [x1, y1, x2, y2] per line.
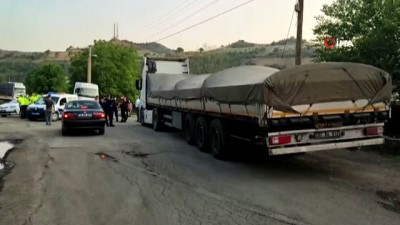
[136, 57, 391, 159]
[0, 82, 26, 101]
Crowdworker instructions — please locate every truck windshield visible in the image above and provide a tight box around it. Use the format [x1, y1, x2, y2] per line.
[14, 88, 25, 97]
[76, 88, 98, 98]
[35, 97, 60, 105]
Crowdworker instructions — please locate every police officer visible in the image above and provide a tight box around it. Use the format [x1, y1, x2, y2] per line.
[100, 96, 114, 127]
[17, 95, 30, 119]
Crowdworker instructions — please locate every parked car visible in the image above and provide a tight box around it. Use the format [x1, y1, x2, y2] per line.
[26, 93, 78, 121]
[61, 100, 106, 136]
[0, 100, 20, 117]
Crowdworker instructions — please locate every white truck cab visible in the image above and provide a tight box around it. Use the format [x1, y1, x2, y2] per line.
[26, 93, 78, 121]
[135, 57, 190, 125]
[74, 82, 99, 100]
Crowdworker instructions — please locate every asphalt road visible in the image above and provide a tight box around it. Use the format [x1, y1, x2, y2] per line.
[0, 116, 399, 225]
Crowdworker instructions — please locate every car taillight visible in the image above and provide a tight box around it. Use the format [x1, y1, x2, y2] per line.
[364, 127, 383, 136]
[63, 112, 75, 119]
[268, 135, 292, 145]
[93, 112, 105, 119]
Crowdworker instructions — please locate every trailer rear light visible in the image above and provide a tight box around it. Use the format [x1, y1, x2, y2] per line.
[268, 135, 292, 145]
[364, 127, 383, 136]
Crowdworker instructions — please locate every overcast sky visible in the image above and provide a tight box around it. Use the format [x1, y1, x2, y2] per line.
[0, 0, 333, 52]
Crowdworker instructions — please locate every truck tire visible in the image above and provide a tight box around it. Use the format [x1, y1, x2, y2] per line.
[61, 126, 68, 136]
[209, 119, 229, 159]
[195, 117, 209, 152]
[140, 108, 145, 126]
[184, 114, 195, 145]
[152, 108, 163, 131]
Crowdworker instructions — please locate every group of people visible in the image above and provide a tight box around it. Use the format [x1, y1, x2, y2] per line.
[99, 96, 132, 127]
[17, 94, 42, 118]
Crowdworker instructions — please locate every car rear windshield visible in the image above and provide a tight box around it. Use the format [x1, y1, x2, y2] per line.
[65, 101, 101, 110]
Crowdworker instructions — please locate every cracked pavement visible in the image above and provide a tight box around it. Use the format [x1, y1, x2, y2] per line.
[0, 117, 399, 225]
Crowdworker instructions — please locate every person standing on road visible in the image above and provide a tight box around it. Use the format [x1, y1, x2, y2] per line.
[120, 96, 128, 122]
[111, 96, 119, 122]
[127, 99, 132, 117]
[100, 97, 108, 126]
[44, 94, 54, 126]
[135, 98, 141, 122]
[105, 96, 115, 127]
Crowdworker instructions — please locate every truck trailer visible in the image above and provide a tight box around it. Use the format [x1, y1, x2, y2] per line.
[0, 82, 26, 101]
[136, 57, 391, 159]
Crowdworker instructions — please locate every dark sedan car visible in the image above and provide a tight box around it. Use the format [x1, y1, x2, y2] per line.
[61, 100, 106, 136]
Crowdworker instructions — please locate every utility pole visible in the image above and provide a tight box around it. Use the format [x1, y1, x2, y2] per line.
[295, 0, 304, 66]
[87, 46, 92, 83]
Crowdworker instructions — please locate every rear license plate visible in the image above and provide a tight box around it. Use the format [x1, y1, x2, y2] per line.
[78, 113, 92, 117]
[32, 112, 39, 115]
[314, 130, 343, 139]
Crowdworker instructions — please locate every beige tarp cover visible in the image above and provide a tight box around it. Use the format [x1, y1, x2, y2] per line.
[147, 63, 392, 112]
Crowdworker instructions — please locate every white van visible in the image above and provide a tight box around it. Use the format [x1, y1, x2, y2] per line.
[26, 93, 78, 121]
[73, 82, 99, 100]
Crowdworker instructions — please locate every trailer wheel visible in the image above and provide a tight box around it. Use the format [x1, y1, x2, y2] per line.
[210, 119, 228, 159]
[196, 117, 209, 152]
[184, 114, 195, 144]
[152, 108, 163, 131]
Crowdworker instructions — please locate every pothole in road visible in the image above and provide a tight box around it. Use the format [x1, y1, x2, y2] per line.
[122, 150, 158, 176]
[376, 189, 400, 214]
[0, 139, 24, 192]
[95, 152, 119, 163]
[122, 150, 152, 158]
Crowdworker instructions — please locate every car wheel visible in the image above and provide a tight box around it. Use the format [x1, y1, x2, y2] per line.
[99, 128, 105, 135]
[52, 112, 59, 121]
[61, 126, 68, 136]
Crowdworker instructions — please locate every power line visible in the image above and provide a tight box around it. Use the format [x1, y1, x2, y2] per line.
[145, 0, 203, 34]
[154, 0, 257, 43]
[149, 0, 220, 41]
[279, 5, 296, 69]
[134, 0, 193, 34]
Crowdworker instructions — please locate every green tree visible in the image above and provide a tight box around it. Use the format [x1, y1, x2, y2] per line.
[313, 0, 400, 79]
[69, 40, 140, 99]
[25, 64, 68, 94]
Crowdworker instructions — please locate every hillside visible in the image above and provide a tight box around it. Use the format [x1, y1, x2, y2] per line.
[185, 38, 315, 74]
[0, 37, 315, 83]
[110, 39, 173, 55]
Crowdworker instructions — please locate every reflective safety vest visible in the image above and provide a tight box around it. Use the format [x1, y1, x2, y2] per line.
[30, 95, 41, 104]
[17, 97, 23, 105]
[19, 97, 30, 106]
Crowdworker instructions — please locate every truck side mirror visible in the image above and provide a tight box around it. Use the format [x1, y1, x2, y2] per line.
[135, 79, 142, 90]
